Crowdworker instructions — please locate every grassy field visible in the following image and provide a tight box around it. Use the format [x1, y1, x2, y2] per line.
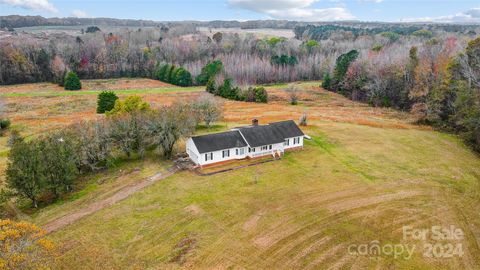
[1, 78, 480, 269]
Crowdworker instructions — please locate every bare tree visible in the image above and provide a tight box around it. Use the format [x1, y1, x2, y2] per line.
[69, 120, 112, 172]
[285, 84, 299, 105]
[147, 103, 197, 159]
[193, 94, 223, 128]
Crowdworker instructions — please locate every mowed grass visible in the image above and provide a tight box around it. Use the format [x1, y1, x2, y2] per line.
[2, 78, 480, 269]
[0, 85, 203, 97]
[46, 123, 480, 269]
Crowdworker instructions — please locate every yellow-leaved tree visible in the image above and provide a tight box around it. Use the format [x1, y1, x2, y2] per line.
[0, 219, 56, 270]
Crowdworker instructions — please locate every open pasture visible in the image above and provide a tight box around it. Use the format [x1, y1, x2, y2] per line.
[0, 78, 479, 269]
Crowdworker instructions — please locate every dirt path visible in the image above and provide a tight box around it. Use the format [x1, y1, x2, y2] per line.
[43, 166, 179, 233]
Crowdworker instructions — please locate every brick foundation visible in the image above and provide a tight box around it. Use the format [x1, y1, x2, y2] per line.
[285, 146, 303, 152]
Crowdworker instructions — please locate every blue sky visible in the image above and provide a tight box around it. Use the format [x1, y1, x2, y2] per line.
[1, 0, 479, 23]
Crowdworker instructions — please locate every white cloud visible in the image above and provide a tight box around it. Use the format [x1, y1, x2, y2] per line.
[402, 7, 480, 23]
[228, 0, 355, 21]
[229, 0, 317, 12]
[359, 0, 383, 3]
[71, 9, 87, 18]
[267, 7, 354, 21]
[0, 0, 57, 13]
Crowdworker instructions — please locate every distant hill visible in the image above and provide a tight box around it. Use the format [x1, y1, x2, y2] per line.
[4, 15, 479, 31]
[0, 15, 165, 28]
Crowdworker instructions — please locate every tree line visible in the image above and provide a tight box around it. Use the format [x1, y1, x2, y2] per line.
[2, 94, 223, 208]
[323, 36, 480, 152]
[2, 21, 478, 87]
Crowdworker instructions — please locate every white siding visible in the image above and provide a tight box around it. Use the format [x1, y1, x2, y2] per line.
[284, 136, 304, 150]
[186, 138, 200, 165]
[187, 130, 305, 166]
[246, 142, 284, 158]
[194, 146, 248, 166]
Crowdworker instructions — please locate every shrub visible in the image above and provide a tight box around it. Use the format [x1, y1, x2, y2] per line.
[64, 71, 81, 90]
[174, 67, 193, 86]
[97, 91, 119, 114]
[243, 87, 256, 102]
[206, 77, 216, 93]
[285, 84, 299, 105]
[107, 96, 151, 116]
[254, 87, 268, 103]
[322, 73, 332, 90]
[0, 119, 11, 130]
[299, 113, 307, 126]
[0, 220, 56, 269]
[218, 79, 234, 98]
[7, 129, 22, 146]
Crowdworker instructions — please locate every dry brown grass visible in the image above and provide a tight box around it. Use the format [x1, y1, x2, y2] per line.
[2, 78, 479, 269]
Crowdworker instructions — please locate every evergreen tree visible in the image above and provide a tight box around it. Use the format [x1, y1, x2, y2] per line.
[154, 63, 170, 81]
[254, 87, 268, 103]
[332, 50, 359, 90]
[64, 71, 82, 90]
[165, 64, 176, 84]
[97, 91, 119, 114]
[196, 60, 223, 85]
[174, 67, 193, 86]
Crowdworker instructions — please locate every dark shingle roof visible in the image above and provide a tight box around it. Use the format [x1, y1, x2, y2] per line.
[191, 130, 247, 154]
[237, 125, 285, 147]
[268, 120, 305, 138]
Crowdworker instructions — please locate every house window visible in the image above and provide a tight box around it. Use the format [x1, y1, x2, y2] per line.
[236, 148, 244, 155]
[248, 148, 251, 153]
[294, 137, 300, 144]
[205, 153, 213, 161]
[222, 149, 230, 158]
[284, 139, 290, 146]
[269, 145, 272, 150]
[261, 145, 268, 151]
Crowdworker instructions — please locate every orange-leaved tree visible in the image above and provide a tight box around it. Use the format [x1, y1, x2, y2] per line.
[0, 219, 56, 270]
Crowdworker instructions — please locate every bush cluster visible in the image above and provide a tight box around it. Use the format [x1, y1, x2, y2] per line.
[154, 63, 193, 86]
[206, 78, 267, 103]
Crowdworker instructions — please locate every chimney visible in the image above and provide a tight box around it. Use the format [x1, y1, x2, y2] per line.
[252, 118, 259, 126]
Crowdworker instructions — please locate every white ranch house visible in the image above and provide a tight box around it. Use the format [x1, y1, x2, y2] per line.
[186, 120, 305, 167]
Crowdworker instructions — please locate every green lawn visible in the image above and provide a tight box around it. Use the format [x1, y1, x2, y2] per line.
[0, 86, 204, 98]
[39, 122, 480, 269]
[2, 78, 479, 269]
[0, 81, 321, 98]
